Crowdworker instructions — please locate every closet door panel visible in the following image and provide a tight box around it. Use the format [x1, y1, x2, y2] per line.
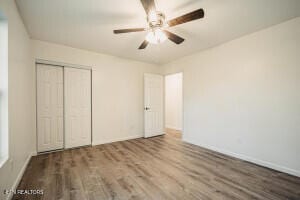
[64, 67, 91, 148]
[37, 64, 64, 152]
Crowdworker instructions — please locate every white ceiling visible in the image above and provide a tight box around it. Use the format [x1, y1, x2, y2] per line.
[16, 0, 300, 64]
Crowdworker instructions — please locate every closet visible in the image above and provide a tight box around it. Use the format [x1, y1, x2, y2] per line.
[36, 63, 92, 153]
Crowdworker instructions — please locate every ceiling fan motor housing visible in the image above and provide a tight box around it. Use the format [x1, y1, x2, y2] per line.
[147, 11, 166, 28]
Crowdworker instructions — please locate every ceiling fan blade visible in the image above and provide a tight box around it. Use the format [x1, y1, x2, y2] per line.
[138, 40, 149, 49]
[163, 30, 184, 44]
[140, 0, 156, 15]
[113, 28, 146, 34]
[167, 8, 204, 27]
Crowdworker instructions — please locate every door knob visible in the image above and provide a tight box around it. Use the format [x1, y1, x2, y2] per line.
[145, 107, 150, 110]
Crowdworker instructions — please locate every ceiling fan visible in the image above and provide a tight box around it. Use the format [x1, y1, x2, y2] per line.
[113, 0, 204, 49]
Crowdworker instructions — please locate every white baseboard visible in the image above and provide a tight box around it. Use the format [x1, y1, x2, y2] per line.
[31, 151, 37, 156]
[144, 131, 165, 138]
[183, 138, 300, 178]
[165, 125, 182, 131]
[92, 134, 142, 146]
[7, 151, 35, 200]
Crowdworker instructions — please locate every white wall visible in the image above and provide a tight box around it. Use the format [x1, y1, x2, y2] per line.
[162, 17, 300, 177]
[165, 73, 182, 130]
[0, 1, 36, 199]
[32, 40, 161, 145]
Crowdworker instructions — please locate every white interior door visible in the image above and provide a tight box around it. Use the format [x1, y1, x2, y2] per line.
[64, 67, 91, 148]
[144, 73, 164, 138]
[37, 64, 64, 152]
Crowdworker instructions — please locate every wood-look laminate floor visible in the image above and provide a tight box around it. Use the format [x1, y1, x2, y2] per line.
[165, 128, 182, 139]
[13, 134, 300, 200]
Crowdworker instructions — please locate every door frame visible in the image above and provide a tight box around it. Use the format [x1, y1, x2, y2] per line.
[35, 59, 93, 153]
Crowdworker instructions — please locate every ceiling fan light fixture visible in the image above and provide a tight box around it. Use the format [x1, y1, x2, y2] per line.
[113, 0, 204, 49]
[146, 29, 167, 44]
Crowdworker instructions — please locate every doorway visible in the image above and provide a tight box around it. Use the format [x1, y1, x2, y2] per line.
[165, 72, 183, 139]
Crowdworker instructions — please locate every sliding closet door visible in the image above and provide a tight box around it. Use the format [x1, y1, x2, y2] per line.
[64, 67, 91, 148]
[37, 64, 64, 152]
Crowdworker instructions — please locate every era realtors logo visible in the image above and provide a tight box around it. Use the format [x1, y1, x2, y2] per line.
[3, 189, 44, 195]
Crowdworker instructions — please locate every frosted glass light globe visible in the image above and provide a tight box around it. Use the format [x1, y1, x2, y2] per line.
[146, 29, 167, 44]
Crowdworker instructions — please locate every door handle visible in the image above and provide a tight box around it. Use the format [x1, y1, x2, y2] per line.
[144, 107, 150, 110]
